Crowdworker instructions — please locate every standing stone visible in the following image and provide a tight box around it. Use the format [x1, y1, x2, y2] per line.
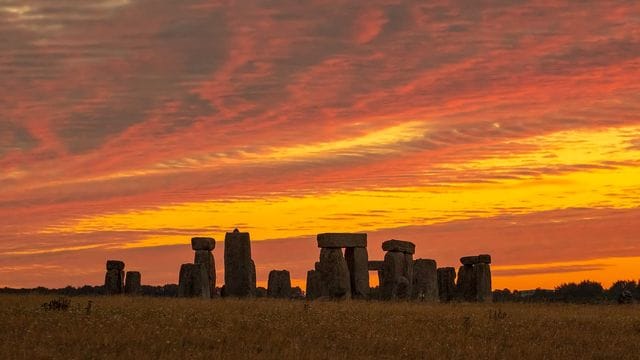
[437, 267, 456, 302]
[318, 248, 351, 299]
[474, 263, 492, 302]
[194, 250, 216, 298]
[250, 259, 257, 295]
[104, 260, 125, 295]
[413, 259, 438, 301]
[377, 270, 385, 289]
[456, 265, 476, 301]
[267, 270, 292, 298]
[381, 251, 405, 300]
[306, 270, 324, 300]
[105, 269, 124, 295]
[124, 271, 141, 295]
[403, 253, 414, 297]
[345, 247, 370, 298]
[224, 229, 254, 297]
[178, 263, 210, 298]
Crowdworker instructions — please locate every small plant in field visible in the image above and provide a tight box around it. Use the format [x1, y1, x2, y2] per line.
[489, 308, 507, 320]
[41, 297, 70, 311]
[85, 300, 93, 315]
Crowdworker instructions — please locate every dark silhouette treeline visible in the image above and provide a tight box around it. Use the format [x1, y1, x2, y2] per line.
[493, 280, 640, 304]
[0, 284, 179, 297]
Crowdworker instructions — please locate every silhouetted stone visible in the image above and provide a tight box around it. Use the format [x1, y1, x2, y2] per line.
[381, 239, 415, 254]
[474, 263, 492, 302]
[191, 237, 215, 251]
[290, 286, 304, 299]
[224, 229, 254, 297]
[317, 233, 367, 248]
[318, 248, 351, 299]
[413, 259, 438, 301]
[255, 287, 267, 298]
[396, 276, 411, 299]
[403, 253, 414, 296]
[124, 271, 141, 295]
[478, 254, 492, 264]
[250, 259, 257, 295]
[306, 270, 323, 300]
[437, 267, 456, 302]
[381, 251, 405, 300]
[104, 269, 124, 295]
[178, 263, 210, 298]
[456, 265, 476, 301]
[368, 260, 384, 271]
[460, 256, 479, 266]
[345, 247, 369, 298]
[314, 262, 321, 271]
[194, 250, 216, 298]
[106, 260, 124, 271]
[378, 270, 384, 289]
[267, 270, 292, 298]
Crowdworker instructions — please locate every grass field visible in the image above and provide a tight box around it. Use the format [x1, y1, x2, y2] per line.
[1, 295, 640, 359]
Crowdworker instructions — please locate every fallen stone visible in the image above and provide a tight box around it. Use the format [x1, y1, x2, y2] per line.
[318, 248, 351, 299]
[474, 263, 492, 302]
[224, 229, 254, 297]
[345, 247, 369, 298]
[106, 260, 125, 271]
[191, 237, 215, 251]
[368, 260, 384, 271]
[194, 250, 216, 298]
[306, 270, 324, 300]
[413, 259, 438, 301]
[437, 267, 456, 302]
[317, 233, 367, 248]
[456, 265, 476, 301]
[381, 240, 415, 254]
[381, 251, 405, 300]
[124, 271, 141, 295]
[104, 269, 124, 295]
[267, 270, 292, 298]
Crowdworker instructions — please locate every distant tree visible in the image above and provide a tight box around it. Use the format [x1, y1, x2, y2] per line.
[556, 281, 604, 303]
[606, 280, 637, 301]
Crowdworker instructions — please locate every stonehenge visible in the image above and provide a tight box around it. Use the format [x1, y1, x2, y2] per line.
[192, 237, 216, 298]
[412, 259, 438, 301]
[455, 254, 492, 302]
[305, 270, 323, 300]
[381, 239, 415, 300]
[437, 267, 456, 302]
[224, 229, 256, 297]
[124, 271, 141, 295]
[314, 233, 369, 299]
[267, 270, 292, 298]
[104, 260, 125, 295]
[178, 263, 210, 298]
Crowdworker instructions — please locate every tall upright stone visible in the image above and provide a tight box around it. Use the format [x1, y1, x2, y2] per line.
[381, 251, 405, 300]
[437, 267, 456, 302]
[306, 270, 323, 300]
[224, 229, 255, 297]
[474, 263, 492, 302]
[345, 247, 369, 298]
[456, 265, 476, 301]
[413, 259, 438, 301]
[104, 260, 125, 295]
[267, 270, 292, 298]
[124, 271, 141, 295]
[178, 263, 210, 298]
[318, 248, 351, 299]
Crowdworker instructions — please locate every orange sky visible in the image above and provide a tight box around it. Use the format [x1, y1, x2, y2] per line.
[1, 0, 639, 290]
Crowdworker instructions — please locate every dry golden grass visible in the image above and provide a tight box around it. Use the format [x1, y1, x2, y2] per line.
[1, 295, 640, 359]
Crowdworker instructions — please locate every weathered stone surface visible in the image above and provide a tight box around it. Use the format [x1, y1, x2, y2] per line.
[178, 263, 210, 298]
[124, 271, 141, 295]
[345, 247, 369, 298]
[381, 240, 415, 254]
[368, 260, 384, 271]
[403, 253, 414, 296]
[224, 229, 254, 297]
[317, 233, 367, 248]
[104, 269, 124, 295]
[460, 256, 479, 265]
[194, 250, 216, 298]
[413, 259, 438, 301]
[267, 270, 292, 298]
[191, 237, 215, 251]
[478, 254, 492, 264]
[456, 265, 476, 301]
[318, 248, 351, 299]
[437, 267, 456, 302]
[396, 276, 411, 299]
[474, 263, 492, 302]
[255, 287, 267, 298]
[314, 262, 321, 271]
[377, 270, 384, 289]
[306, 270, 324, 300]
[106, 260, 125, 271]
[381, 251, 405, 300]
[250, 259, 257, 296]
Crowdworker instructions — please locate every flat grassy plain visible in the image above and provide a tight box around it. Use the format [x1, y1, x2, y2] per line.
[1, 295, 639, 359]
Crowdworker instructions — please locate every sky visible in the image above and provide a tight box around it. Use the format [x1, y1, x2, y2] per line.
[1, 0, 639, 290]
